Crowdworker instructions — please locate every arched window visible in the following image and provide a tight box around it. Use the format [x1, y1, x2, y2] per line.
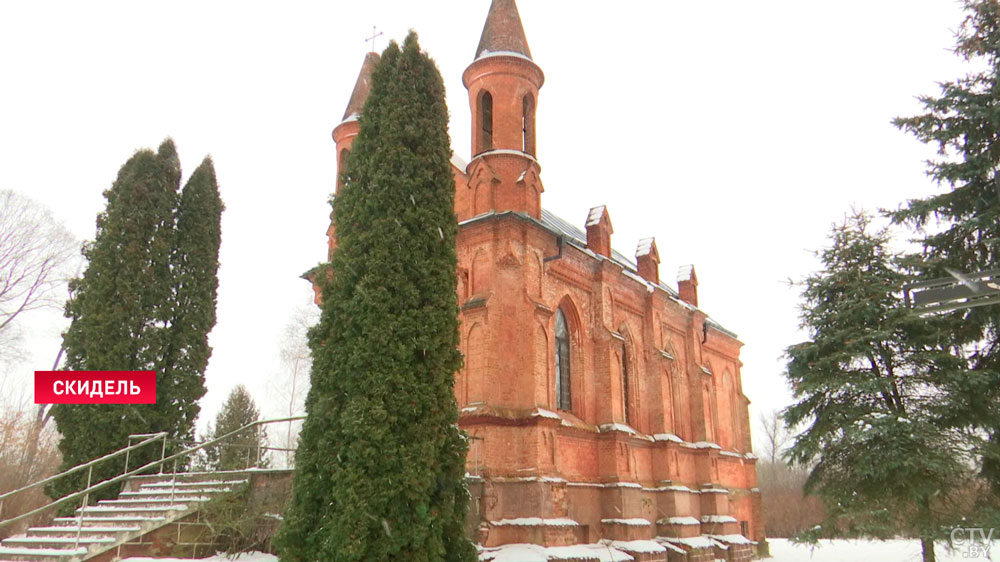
[522, 94, 535, 155]
[703, 384, 714, 441]
[663, 369, 675, 434]
[555, 308, 571, 411]
[621, 342, 632, 425]
[480, 91, 493, 152]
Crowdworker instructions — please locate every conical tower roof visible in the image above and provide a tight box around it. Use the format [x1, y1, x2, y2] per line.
[474, 0, 532, 60]
[342, 51, 380, 121]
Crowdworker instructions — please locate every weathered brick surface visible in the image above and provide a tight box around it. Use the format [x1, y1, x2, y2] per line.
[687, 546, 717, 562]
[728, 544, 755, 562]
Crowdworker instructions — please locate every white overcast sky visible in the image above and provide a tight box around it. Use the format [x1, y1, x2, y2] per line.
[0, 1, 971, 440]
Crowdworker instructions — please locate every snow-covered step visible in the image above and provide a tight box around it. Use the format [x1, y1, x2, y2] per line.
[28, 526, 139, 535]
[3, 536, 115, 546]
[53, 515, 166, 526]
[120, 488, 232, 498]
[96, 497, 209, 508]
[76, 505, 187, 514]
[138, 479, 246, 489]
[0, 545, 87, 559]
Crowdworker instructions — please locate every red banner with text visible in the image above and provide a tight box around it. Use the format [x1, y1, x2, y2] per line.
[35, 371, 156, 404]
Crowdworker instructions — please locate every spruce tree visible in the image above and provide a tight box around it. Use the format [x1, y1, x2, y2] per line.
[204, 385, 267, 471]
[51, 141, 222, 501]
[891, 0, 1000, 491]
[784, 212, 969, 562]
[277, 32, 475, 562]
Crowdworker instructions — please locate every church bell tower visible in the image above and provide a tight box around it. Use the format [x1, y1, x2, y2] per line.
[463, 0, 545, 219]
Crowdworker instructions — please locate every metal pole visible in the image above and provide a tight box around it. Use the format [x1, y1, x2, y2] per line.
[254, 429, 261, 468]
[74, 466, 93, 550]
[169, 459, 178, 506]
[159, 435, 167, 474]
[123, 437, 132, 476]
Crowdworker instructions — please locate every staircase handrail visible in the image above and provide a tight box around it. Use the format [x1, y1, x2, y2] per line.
[0, 431, 167, 506]
[0, 415, 305, 531]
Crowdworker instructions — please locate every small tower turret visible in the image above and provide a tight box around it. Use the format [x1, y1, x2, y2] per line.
[332, 51, 380, 194]
[327, 52, 380, 258]
[463, 0, 545, 218]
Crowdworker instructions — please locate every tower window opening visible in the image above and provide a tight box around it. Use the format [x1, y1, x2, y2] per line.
[522, 94, 535, 155]
[480, 91, 493, 152]
[555, 308, 571, 411]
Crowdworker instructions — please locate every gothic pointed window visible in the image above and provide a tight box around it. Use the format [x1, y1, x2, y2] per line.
[555, 308, 571, 411]
[621, 342, 632, 426]
[522, 94, 535, 155]
[480, 91, 493, 152]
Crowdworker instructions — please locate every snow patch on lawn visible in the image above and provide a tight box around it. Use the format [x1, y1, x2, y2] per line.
[768, 538, 999, 561]
[121, 553, 276, 562]
[123, 538, 1000, 562]
[479, 542, 632, 561]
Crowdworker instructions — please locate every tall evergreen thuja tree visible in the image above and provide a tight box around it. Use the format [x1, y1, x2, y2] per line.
[163, 157, 224, 442]
[891, 0, 1000, 490]
[277, 32, 475, 562]
[51, 140, 222, 502]
[784, 212, 970, 562]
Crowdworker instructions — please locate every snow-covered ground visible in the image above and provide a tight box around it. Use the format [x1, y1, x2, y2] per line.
[119, 540, 1000, 562]
[121, 553, 277, 562]
[769, 538, 997, 561]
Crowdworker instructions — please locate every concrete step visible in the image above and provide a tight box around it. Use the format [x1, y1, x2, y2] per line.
[52, 516, 165, 527]
[3, 536, 116, 547]
[27, 526, 140, 535]
[136, 479, 246, 490]
[95, 497, 209, 508]
[0, 545, 88, 561]
[120, 488, 232, 498]
[75, 505, 188, 516]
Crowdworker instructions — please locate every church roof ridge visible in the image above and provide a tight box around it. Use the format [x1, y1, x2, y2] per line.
[341, 51, 380, 122]
[455, 208, 739, 339]
[474, 0, 532, 61]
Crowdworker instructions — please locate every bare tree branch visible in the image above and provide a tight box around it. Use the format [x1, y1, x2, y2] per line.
[0, 190, 79, 362]
[268, 297, 318, 467]
[758, 409, 792, 462]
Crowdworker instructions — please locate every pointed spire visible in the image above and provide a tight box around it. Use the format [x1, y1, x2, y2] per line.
[475, 0, 532, 60]
[342, 52, 380, 121]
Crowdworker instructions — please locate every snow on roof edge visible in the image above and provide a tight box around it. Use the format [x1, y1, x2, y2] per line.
[475, 49, 535, 63]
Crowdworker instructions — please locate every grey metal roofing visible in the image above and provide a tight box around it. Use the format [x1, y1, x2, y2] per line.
[475, 0, 533, 61]
[540, 209, 641, 275]
[457, 208, 739, 340]
[539, 208, 738, 340]
[342, 52, 380, 121]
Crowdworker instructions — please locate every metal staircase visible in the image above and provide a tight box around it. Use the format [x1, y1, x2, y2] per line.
[0, 418, 303, 562]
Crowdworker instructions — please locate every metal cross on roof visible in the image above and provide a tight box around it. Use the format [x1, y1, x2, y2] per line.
[365, 25, 383, 53]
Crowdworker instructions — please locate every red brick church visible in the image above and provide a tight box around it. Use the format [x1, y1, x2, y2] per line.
[321, 1, 764, 560]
